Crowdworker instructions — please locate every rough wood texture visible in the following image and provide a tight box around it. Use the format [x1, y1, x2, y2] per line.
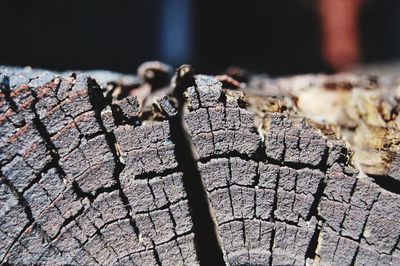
[0, 67, 196, 265]
[1, 65, 399, 265]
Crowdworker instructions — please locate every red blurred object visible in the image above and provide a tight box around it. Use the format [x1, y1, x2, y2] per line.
[319, 0, 362, 71]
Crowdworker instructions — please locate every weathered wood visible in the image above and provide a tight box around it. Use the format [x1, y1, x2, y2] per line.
[0, 65, 399, 265]
[0, 67, 196, 265]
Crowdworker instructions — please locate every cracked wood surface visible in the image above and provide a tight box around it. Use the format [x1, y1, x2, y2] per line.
[0, 65, 400, 265]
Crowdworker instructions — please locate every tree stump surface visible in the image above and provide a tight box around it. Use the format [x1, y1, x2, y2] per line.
[1, 65, 399, 265]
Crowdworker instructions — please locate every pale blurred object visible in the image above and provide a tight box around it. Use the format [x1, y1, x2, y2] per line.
[319, 0, 362, 71]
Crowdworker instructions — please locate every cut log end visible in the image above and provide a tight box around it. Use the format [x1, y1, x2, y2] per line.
[0, 65, 399, 265]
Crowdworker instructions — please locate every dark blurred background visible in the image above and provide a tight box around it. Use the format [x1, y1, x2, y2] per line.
[1, 0, 400, 76]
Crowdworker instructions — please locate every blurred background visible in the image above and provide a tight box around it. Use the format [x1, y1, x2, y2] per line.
[1, 0, 400, 76]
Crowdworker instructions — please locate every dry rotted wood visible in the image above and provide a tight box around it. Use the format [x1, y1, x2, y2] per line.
[0, 65, 399, 265]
